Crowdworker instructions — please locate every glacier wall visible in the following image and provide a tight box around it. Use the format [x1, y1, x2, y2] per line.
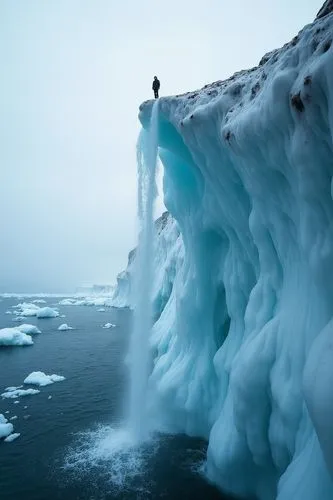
[115, 7, 333, 500]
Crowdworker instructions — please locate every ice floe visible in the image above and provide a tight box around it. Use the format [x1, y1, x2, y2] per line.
[24, 371, 65, 387]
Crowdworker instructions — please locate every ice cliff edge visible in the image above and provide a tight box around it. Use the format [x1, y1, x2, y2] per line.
[118, 5, 333, 500]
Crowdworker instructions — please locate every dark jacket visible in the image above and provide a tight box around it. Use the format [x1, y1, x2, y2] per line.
[152, 79, 160, 91]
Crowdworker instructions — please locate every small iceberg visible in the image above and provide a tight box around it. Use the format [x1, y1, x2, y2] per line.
[58, 299, 75, 306]
[0, 328, 33, 347]
[4, 433, 20, 442]
[17, 324, 41, 335]
[102, 323, 116, 329]
[1, 388, 40, 399]
[24, 371, 65, 387]
[36, 307, 59, 319]
[0, 414, 13, 439]
[57, 324, 73, 331]
[13, 302, 40, 317]
[12, 303, 59, 319]
[5, 386, 23, 392]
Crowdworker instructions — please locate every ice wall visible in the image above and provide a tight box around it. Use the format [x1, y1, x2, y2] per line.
[113, 6, 333, 500]
[111, 212, 182, 312]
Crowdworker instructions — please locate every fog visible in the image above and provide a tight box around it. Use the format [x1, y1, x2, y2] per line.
[0, 0, 322, 292]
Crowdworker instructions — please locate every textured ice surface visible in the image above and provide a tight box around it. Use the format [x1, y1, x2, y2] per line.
[24, 371, 65, 386]
[0, 328, 33, 346]
[17, 324, 41, 335]
[58, 296, 114, 307]
[12, 302, 59, 318]
[0, 414, 14, 439]
[36, 307, 59, 318]
[113, 8, 333, 500]
[1, 388, 40, 399]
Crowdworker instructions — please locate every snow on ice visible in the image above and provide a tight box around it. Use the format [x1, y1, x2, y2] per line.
[0, 328, 33, 347]
[112, 7, 333, 500]
[24, 371, 65, 387]
[12, 302, 59, 319]
[0, 414, 14, 439]
[17, 324, 41, 335]
[1, 389, 40, 399]
[36, 307, 59, 319]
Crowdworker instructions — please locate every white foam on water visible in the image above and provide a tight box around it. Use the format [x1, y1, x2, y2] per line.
[64, 426, 159, 491]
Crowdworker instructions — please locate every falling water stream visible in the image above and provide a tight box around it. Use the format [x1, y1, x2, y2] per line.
[129, 101, 159, 443]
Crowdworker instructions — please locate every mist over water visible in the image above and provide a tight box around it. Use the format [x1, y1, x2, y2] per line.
[129, 101, 159, 442]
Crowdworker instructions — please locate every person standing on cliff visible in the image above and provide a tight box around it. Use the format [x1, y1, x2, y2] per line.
[152, 76, 160, 99]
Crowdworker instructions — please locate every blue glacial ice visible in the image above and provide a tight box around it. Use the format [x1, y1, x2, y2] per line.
[113, 7, 333, 500]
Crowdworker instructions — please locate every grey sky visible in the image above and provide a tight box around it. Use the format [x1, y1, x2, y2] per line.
[0, 0, 323, 292]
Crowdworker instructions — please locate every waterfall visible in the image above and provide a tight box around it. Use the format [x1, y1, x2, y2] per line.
[129, 101, 159, 443]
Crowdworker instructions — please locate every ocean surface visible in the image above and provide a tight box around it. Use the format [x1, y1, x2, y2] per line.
[0, 297, 230, 500]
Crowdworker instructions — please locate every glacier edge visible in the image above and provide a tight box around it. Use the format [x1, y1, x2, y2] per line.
[115, 8, 333, 500]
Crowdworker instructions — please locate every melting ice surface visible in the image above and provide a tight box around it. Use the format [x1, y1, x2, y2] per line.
[111, 8, 333, 500]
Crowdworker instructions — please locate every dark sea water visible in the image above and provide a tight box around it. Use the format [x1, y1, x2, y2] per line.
[0, 297, 230, 500]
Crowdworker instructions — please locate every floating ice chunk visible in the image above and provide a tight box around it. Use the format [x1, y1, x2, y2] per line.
[12, 317, 25, 322]
[103, 323, 116, 329]
[5, 311, 12, 314]
[10, 416, 17, 421]
[5, 386, 22, 392]
[58, 299, 75, 306]
[0, 328, 33, 347]
[0, 414, 14, 439]
[13, 302, 39, 310]
[1, 388, 40, 399]
[48, 395, 52, 400]
[60, 315, 66, 318]
[0, 423, 13, 439]
[17, 324, 41, 335]
[13, 401, 19, 404]
[58, 296, 114, 307]
[57, 324, 73, 331]
[97, 308, 106, 312]
[13, 302, 40, 317]
[4, 433, 20, 442]
[33, 299, 46, 304]
[11, 302, 57, 319]
[24, 371, 65, 387]
[36, 307, 59, 319]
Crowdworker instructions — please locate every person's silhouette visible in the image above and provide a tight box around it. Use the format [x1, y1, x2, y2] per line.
[152, 76, 160, 99]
